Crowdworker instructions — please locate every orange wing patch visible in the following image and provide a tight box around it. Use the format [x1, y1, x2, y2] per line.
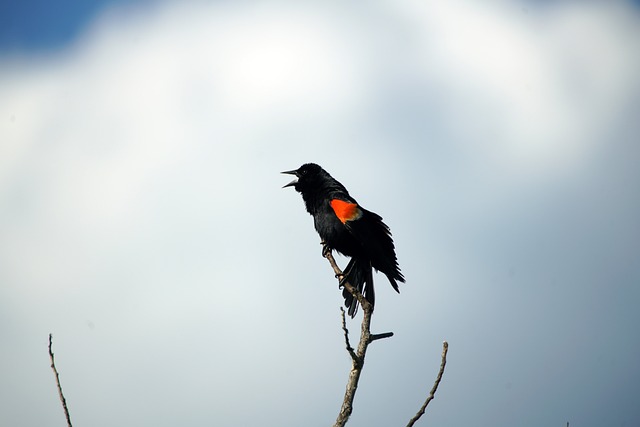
[330, 199, 362, 224]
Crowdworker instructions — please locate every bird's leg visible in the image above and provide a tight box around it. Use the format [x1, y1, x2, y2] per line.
[321, 241, 346, 284]
[321, 241, 332, 258]
[338, 261, 355, 288]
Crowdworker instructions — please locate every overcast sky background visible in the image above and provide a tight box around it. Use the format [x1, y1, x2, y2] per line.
[1, 1, 639, 426]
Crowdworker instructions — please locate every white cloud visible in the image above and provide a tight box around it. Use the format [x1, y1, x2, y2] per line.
[389, 0, 640, 175]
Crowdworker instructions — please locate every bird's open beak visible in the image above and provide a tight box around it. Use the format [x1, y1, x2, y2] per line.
[281, 169, 298, 188]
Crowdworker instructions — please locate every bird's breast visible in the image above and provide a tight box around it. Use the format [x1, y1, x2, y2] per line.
[314, 210, 360, 256]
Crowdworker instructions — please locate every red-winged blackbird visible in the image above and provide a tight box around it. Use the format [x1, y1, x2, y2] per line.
[282, 163, 404, 317]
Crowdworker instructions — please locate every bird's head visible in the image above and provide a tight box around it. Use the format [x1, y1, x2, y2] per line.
[281, 163, 325, 193]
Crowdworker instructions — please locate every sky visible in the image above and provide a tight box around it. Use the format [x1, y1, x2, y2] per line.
[1, 1, 639, 426]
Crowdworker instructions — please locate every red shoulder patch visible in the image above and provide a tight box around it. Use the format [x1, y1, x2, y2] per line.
[330, 199, 362, 224]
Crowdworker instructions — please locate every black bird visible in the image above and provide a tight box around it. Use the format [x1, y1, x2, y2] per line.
[282, 163, 404, 316]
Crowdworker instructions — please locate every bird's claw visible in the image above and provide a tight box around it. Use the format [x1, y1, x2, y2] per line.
[321, 242, 332, 257]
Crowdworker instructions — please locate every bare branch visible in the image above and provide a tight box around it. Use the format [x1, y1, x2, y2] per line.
[333, 309, 368, 427]
[324, 244, 447, 426]
[406, 341, 449, 427]
[339, 308, 359, 364]
[324, 247, 393, 427]
[48, 334, 73, 427]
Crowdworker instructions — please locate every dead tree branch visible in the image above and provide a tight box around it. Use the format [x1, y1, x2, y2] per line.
[406, 341, 449, 427]
[323, 244, 448, 426]
[324, 249, 393, 427]
[48, 334, 73, 427]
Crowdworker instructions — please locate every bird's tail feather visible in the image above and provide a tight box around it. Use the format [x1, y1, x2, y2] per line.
[341, 257, 374, 317]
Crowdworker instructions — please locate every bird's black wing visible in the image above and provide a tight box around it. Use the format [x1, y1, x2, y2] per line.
[342, 207, 404, 291]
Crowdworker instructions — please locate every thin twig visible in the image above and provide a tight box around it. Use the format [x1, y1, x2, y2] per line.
[370, 332, 394, 342]
[406, 341, 449, 427]
[339, 308, 359, 364]
[48, 334, 73, 427]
